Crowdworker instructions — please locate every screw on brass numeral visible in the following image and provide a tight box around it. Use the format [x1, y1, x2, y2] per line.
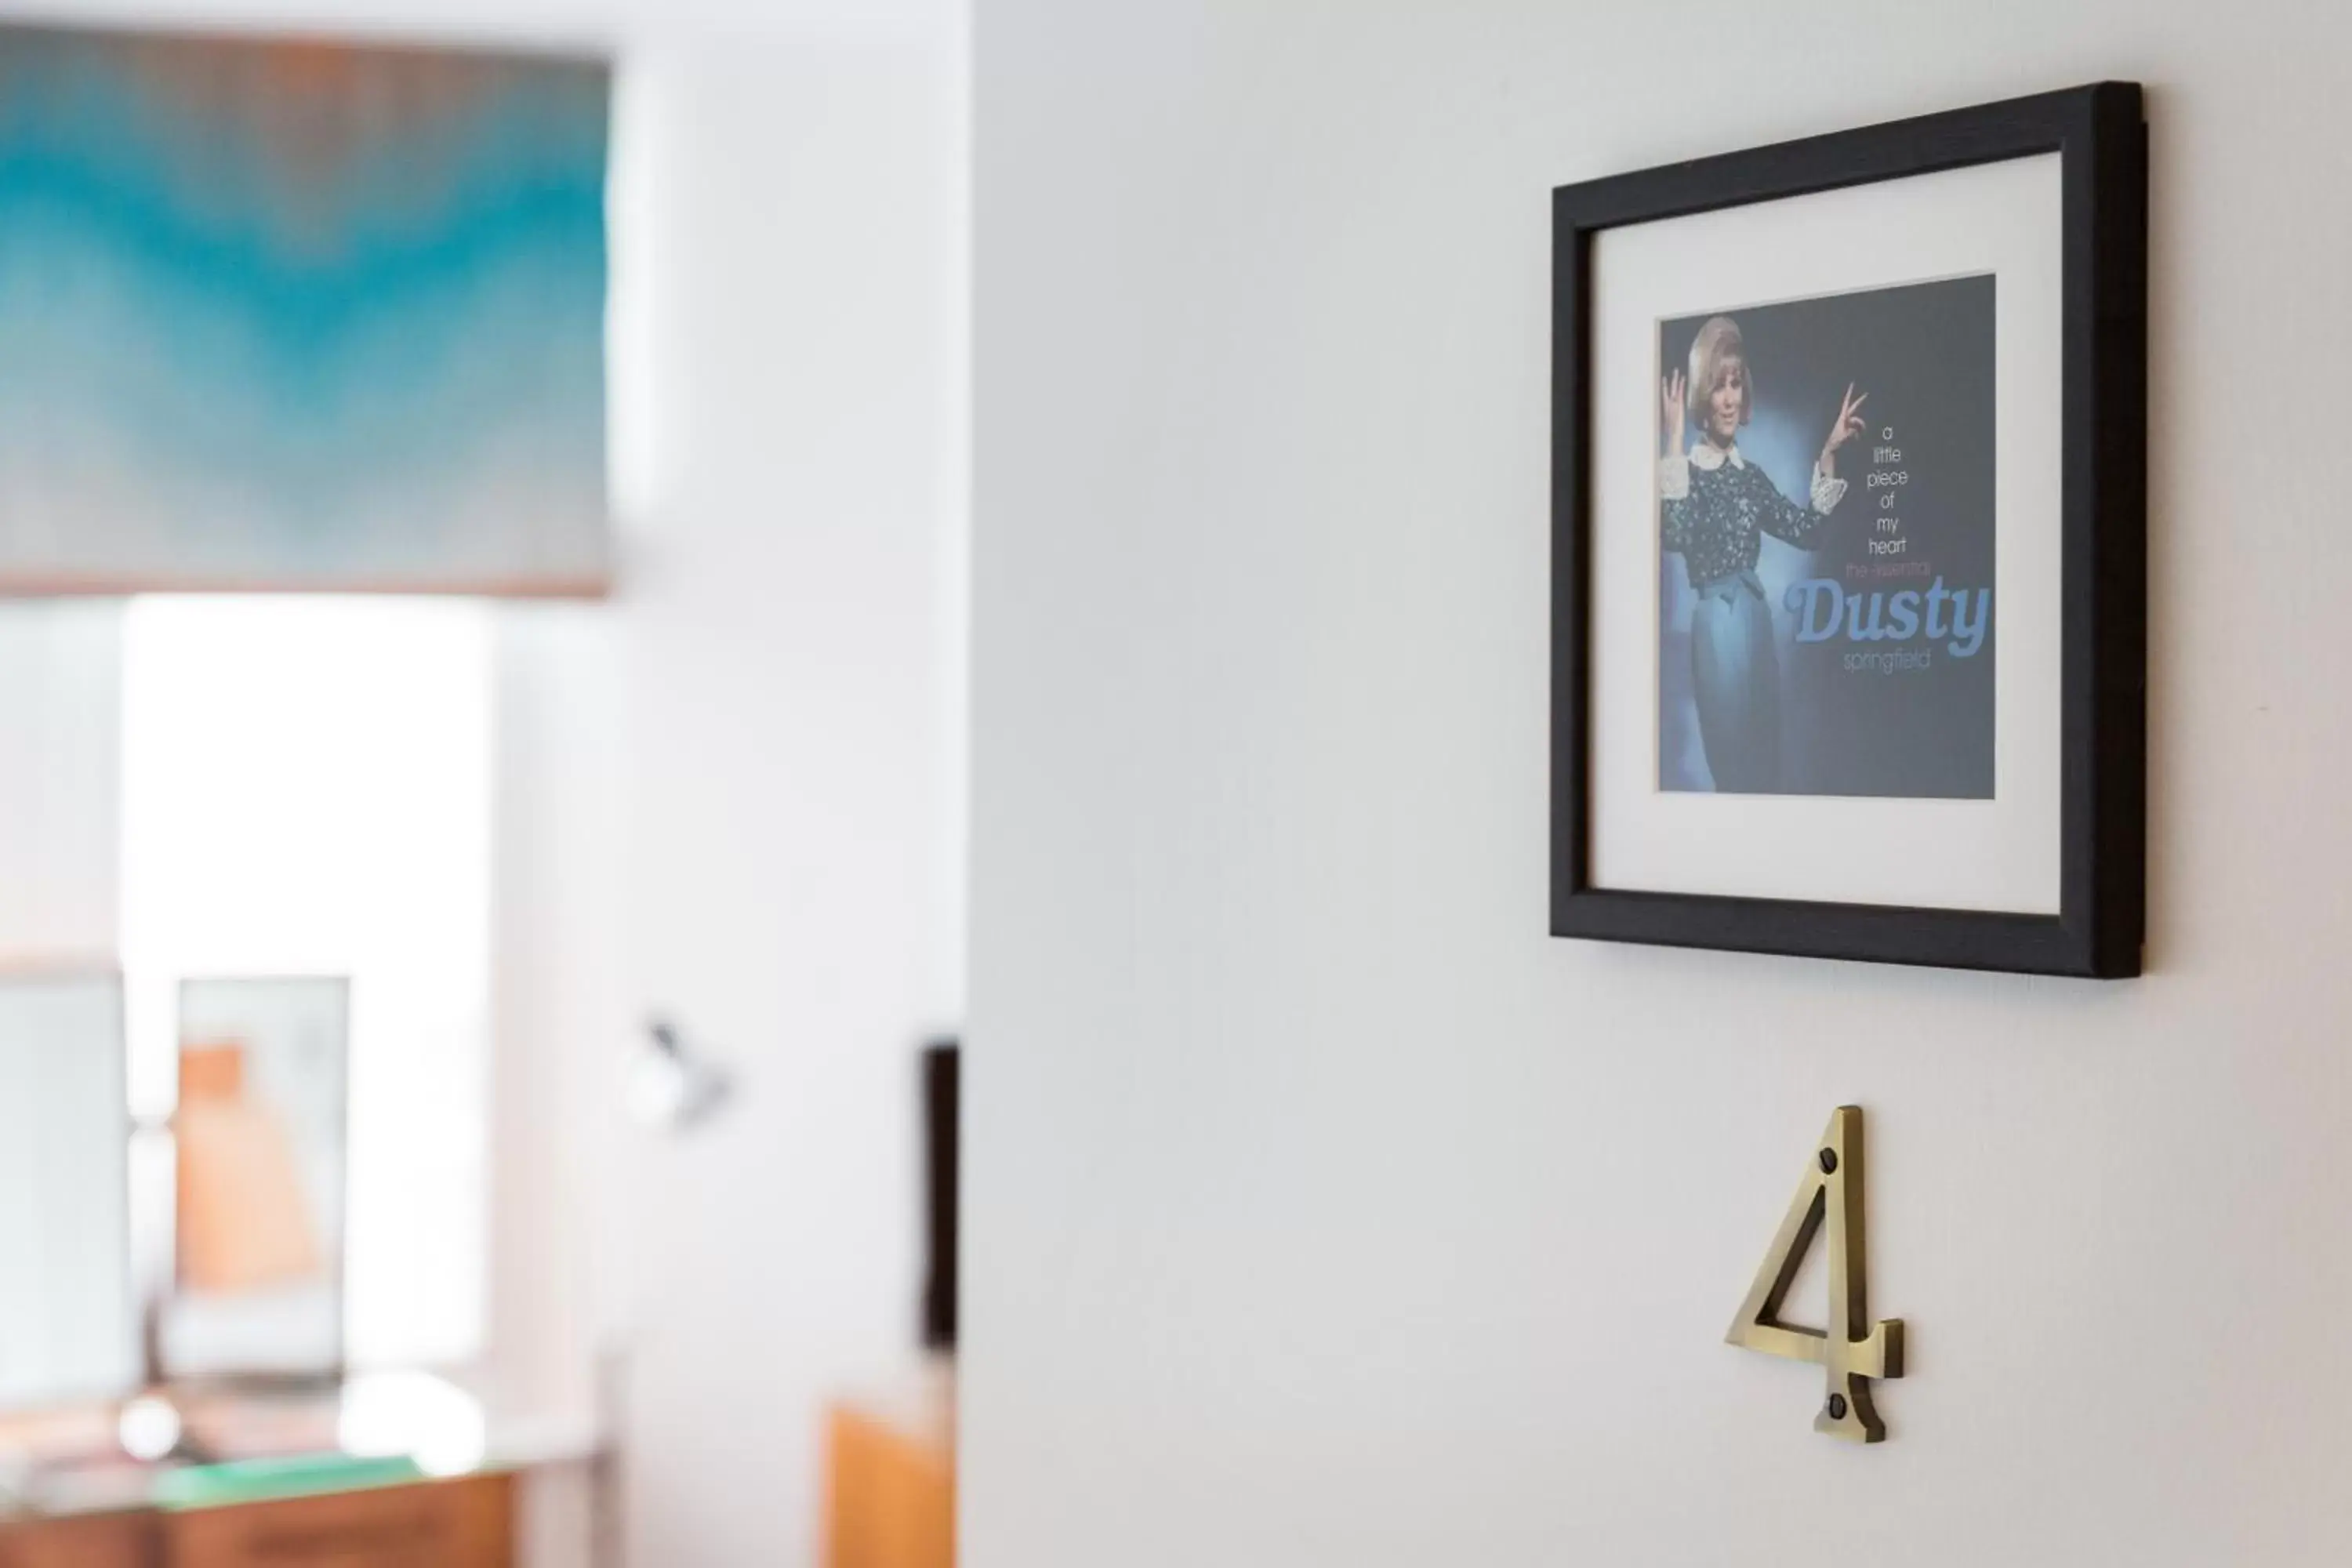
[1726, 1105, 1904, 1443]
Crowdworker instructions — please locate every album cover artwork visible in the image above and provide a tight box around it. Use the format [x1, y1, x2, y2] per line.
[1655, 274, 1995, 798]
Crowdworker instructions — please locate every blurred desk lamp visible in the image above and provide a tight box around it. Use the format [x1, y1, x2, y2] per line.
[629, 1017, 732, 1133]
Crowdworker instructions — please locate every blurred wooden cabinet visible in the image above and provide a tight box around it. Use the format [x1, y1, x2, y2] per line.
[0, 1508, 157, 1568]
[2, 1474, 511, 1568]
[825, 1392, 953, 1568]
[169, 1473, 510, 1568]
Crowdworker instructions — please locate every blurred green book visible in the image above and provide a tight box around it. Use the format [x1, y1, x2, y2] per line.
[156, 1452, 423, 1510]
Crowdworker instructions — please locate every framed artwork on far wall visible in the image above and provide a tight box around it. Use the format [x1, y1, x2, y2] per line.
[161, 975, 350, 1386]
[1550, 82, 2146, 977]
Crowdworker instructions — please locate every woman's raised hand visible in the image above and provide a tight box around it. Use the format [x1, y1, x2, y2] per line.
[1661, 369, 1686, 456]
[1824, 383, 1867, 456]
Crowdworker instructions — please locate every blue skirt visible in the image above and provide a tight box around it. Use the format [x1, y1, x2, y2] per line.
[1688, 571, 1781, 793]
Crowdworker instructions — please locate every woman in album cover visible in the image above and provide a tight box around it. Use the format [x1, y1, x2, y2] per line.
[1658, 314, 1867, 793]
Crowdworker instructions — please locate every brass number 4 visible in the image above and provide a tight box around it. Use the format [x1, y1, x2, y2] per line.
[1726, 1105, 1904, 1443]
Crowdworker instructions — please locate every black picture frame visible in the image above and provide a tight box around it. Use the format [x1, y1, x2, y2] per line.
[1550, 83, 2146, 978]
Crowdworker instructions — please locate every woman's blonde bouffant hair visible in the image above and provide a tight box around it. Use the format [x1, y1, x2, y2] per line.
[1686, 315, 1751, 427]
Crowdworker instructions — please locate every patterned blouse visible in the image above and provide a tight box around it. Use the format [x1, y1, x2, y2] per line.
[1658, 443, 1848, 587]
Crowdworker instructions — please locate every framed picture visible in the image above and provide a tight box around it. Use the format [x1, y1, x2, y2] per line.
[161, 975, 350, 1385]
[1550, 83, 2145, 977]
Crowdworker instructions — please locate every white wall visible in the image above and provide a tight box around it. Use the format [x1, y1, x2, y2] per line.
[597, 24, 964, 1568]
[466, 10, 969, 1566]
[967, 5, 2347, 1565]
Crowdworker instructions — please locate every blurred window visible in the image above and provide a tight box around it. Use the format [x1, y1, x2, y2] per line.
[121, 597, 492, 1370]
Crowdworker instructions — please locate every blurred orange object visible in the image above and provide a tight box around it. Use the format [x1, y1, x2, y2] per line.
[824, 1378, 953, 1568]
[176, 1043, 322, 1294]
[178, 1043, 248, 1102]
